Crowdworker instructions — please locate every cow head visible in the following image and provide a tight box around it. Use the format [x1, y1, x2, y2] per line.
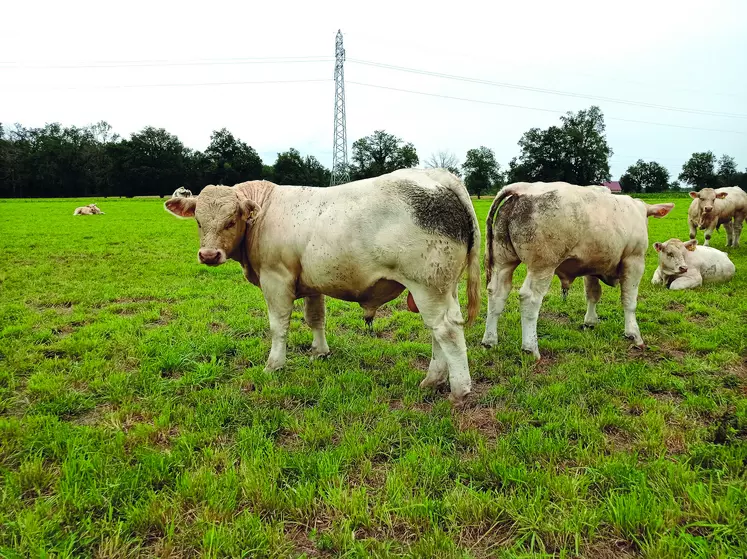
[164, 185, 261, 266]
[690, 188, 727, 225]
[653, 238, 696, 276]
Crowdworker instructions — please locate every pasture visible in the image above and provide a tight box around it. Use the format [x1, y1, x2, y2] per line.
[0, 194, 745, 558]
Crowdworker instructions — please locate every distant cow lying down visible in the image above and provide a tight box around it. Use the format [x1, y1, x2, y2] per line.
[652, 238, 735, 290]
[165, 168, 481, 404]
[172, 187, 193, 198]
[482, 181, 674, 359]
[73, 203, 104, 215]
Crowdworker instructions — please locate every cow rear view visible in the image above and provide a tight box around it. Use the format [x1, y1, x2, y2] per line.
[482, 181, 674, 359]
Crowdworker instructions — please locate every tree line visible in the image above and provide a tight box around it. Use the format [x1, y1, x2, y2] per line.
[1, 106, 745, 198]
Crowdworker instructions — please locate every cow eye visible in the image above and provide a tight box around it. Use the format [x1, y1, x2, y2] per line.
[224, 220, 236, 230]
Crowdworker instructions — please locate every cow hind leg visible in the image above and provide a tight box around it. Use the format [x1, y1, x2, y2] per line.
[518, 270, 553, 359]
[410, 287, 471, 406]
[304, 295, 330, 359]
[619, 257, 645, 348]
[419, 333, 448, 390]
[583, 276, 602, 328]
[481, 261, 518, 348]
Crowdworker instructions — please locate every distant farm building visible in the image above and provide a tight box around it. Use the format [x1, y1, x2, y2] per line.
[601, 181, 622, 193]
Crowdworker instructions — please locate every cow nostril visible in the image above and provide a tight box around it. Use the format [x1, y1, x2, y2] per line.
[679, 266, 688, 273]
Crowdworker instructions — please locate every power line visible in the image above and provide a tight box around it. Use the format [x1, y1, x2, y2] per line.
[2, 78, 330, 91]
[346, 81, 747, 135]
[348, 31, 743, 100]
[348, 59, 747, 119]
[0, 56, 333, 70]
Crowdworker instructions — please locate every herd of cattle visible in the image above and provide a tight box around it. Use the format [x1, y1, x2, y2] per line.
[75, 170, 745, 404]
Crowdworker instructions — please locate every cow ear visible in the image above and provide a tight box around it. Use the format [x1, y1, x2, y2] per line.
[653, 242, 663, 252]
[716, 192, 728, 199]
[689, 191, 698, 199]
[684, 239, 697, 251]
[647, 202, 675, 218]
[165, 196, 197, 218]
[240, 199, 261, 223]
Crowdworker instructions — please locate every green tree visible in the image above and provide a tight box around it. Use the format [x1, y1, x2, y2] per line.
[425, 150, 461, 177]
[619, 160, 670, 193]
[462, 146, 502, 199]
[270, 148, 331, 187]
[678, 151, 717, 190]
[204, 128, 263, 186]
[113, 127, 189, 197]
[350, 130, 418, 180]
[507, 106, 612, 185]
[716, 154, 738, 186]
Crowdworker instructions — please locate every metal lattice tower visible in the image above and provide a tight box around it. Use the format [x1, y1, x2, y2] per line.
[330, 30, 350, 186]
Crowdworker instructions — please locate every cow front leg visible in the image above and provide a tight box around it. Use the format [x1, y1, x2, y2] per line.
[583, 275, 602, 327]
[304, 294, 330, 359]
[688, 219, 697, 243]
[518, 270, 553, 359]
[731, 213, 745, 247]
[651, 267, 665, 286]
[481, 262, 518, 348]
[261, 279, 295, 372]
[669, 272, 702, 290]
[619, 257, 645, 348]
[724, 220, 734, 247]
[703, 226, 715, 247]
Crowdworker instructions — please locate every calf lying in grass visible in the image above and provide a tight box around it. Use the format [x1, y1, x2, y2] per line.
[652, 238, 735, 290]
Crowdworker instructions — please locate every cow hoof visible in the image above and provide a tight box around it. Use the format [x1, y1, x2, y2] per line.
[581, 323, 596, 330]
[448, 391, 470, 408]
[420, 376, 447, 390]
[522, 348, 541, 360]
[481, 336, 497, 348]
[264, 363, 284, 373]
[310, 351, 331, 361]
[628, 343, 646, 352]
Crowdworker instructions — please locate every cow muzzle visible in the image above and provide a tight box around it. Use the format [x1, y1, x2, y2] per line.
[198, 248, 225, 266]
[678, 266, 688, 273]
[704, 207, 713, 213]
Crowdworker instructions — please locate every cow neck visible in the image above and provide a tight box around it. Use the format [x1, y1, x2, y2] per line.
[233, 180, 275, 285]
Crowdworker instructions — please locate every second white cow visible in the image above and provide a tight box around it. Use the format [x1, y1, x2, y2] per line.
[481, 181, 674, 358]
[652, 238, 735, 289]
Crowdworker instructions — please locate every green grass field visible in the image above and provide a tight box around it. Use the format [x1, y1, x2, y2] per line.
[1, 194, 745, 558]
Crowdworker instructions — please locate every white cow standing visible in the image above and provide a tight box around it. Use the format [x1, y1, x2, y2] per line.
[652, 238, 735, 290]
[688, 186, 747, 247]
[164, 168, 481, 404]
[481, 181, 674, 359]
[172, 187, 193, 198]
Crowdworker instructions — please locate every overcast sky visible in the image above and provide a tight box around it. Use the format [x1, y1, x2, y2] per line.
[2, 0, 746, 181]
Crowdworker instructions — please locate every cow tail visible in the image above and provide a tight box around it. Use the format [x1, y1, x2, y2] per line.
[484, 187, 515, 285]
[465, 203, 481, 326]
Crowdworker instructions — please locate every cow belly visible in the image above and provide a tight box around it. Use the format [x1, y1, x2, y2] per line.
[296, 276, 405, 305]
[555, 257, 620, 284]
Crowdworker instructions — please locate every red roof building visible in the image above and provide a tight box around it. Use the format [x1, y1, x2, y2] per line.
[601, 181, 622, 193]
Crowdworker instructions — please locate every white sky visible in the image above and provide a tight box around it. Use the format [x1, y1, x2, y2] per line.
[2, 0, 746, 181]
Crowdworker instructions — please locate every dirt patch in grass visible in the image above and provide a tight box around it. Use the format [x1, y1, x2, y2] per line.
[665, 301, 686, 312]
[583, 539, 637, 559]
[74, 404, 115, 426]
[455, 406, 500, 439]
[113, 296, 162, 304]
[543, 310, 571, 325]
[604, 426, 635, 453]
[533, 351, 559, 375]
[285, 525, 326, 557]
